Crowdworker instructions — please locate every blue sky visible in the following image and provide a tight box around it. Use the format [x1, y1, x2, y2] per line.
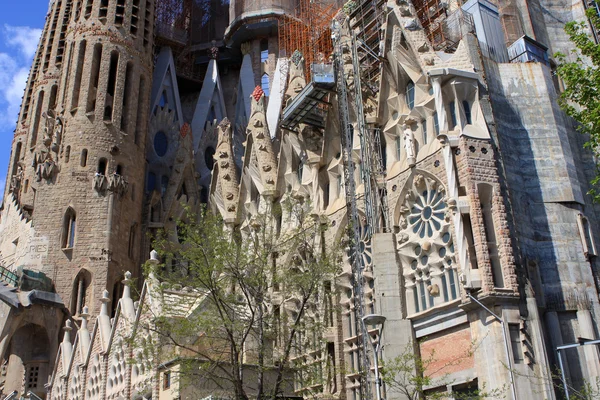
[0, 1, 50, 196]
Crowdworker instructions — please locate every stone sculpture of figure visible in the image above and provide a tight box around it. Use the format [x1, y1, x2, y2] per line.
[403, 124, 416, 164]
[10, 164, 24, 193]
[42, 111, 55, 146]
[51, 115, 63, 152]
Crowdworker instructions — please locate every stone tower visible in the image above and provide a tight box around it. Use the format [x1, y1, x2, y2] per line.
[0, 0, 155, 396]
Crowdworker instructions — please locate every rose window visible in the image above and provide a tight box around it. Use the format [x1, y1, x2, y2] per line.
[396, 174, 460, 315]
[408, 190, 445, 238]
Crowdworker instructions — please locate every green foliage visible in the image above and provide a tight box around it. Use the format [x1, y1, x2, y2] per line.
[556, 8, 600, 201]
[139, 200, 342, 399]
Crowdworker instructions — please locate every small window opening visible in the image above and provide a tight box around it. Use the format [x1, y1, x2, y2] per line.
[31, 90, 45, 147]
[433, 111, 440, 135]
[71, 40, 86, 111]
[147, 172, 156, 192]
[80, 149, 88, 167]
[65, 145, 71, 163]
[163, 371, 171, 390]
[463, 100, 472, 124]
[63, 208, 77, 249]
[121, 62, 134, 133]
[449, 101, 457, 130]
[134, 76, 146, 144]
[97, 158, 107, 175]
[395, 136, 402, 160]
[86, 44, 103, 114]
[104, 51, 119, 121]
[509, 324, 524, 363]
[406, 80, 415, 110]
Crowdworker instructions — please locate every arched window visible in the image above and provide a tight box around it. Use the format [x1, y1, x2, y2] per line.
[97, 158, 107, 175]
[86, 43, 103, 114]
[80, 149, 88, 167]
[116, 164, 123, 175]
[405, 80, 415, 110]
[71, 269, 91, 315]
[63, 208, 77, 249]
[65, 145, 71, 163]
[463, 100, 472, 124]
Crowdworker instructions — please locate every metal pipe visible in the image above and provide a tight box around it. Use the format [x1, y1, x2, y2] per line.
[555, 338, 600, 399]
[373, 341, 383, 400]
[557, 349, 569, 400]
[466, 293, 518, 400]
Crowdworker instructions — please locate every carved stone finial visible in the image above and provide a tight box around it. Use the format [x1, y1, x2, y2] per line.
[80, 306, 90, 330]
[180, 122, 192, 138]
[291, 50, 303, 66]
[208, 45, 219, 60]
[218, 117, 231, 130]
[252, 86, 265, 102]
[100, 289, 110, 316]
[63, 320, 73, 345]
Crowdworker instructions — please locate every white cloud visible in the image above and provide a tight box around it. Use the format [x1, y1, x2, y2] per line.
[0, 25, 42, 126]
[4, 25, 42, 60]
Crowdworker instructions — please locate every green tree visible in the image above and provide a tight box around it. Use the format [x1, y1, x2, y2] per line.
[141, 200, 342, 399]
[556, 8, 600, 201]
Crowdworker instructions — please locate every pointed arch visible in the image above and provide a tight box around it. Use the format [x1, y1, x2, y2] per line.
[149, 47, 184, 128]
[71, 268, 92, 315]
[62, 207, 77, 249]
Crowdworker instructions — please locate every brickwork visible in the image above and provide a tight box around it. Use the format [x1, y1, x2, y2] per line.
[419, 324, 475, 379]
[455, 137, 518, 294]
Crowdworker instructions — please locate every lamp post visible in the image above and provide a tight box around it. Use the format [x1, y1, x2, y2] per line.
[362, 313, 386, 400]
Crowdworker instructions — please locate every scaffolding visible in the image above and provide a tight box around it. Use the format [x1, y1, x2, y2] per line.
[278, 0, 339, 80]
[155, 0, 229, 82]
[155, 0, 192, 45]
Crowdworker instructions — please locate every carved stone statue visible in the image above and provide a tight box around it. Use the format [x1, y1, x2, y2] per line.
[9, 164, 24, 193]
[403, 124, 416, 165]
[51, 114, 63, 152]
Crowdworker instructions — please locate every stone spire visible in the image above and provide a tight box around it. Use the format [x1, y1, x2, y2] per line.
[61, 320, 73, 369]
[284, 51, 307, 106]
[79, 306, 91, 357]
[215, 118, 240, 224]
[121, 271, 136, 319]
[248, 86, 278, 197]
[99, 290, 112, 352]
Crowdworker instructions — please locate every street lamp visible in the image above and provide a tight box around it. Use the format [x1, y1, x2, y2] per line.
[362, 313, 386, 400]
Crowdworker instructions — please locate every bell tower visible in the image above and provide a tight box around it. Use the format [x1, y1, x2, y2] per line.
[4, 0, 155, 317]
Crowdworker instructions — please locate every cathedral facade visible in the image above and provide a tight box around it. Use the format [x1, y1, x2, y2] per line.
[0, 0, 599, 398]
